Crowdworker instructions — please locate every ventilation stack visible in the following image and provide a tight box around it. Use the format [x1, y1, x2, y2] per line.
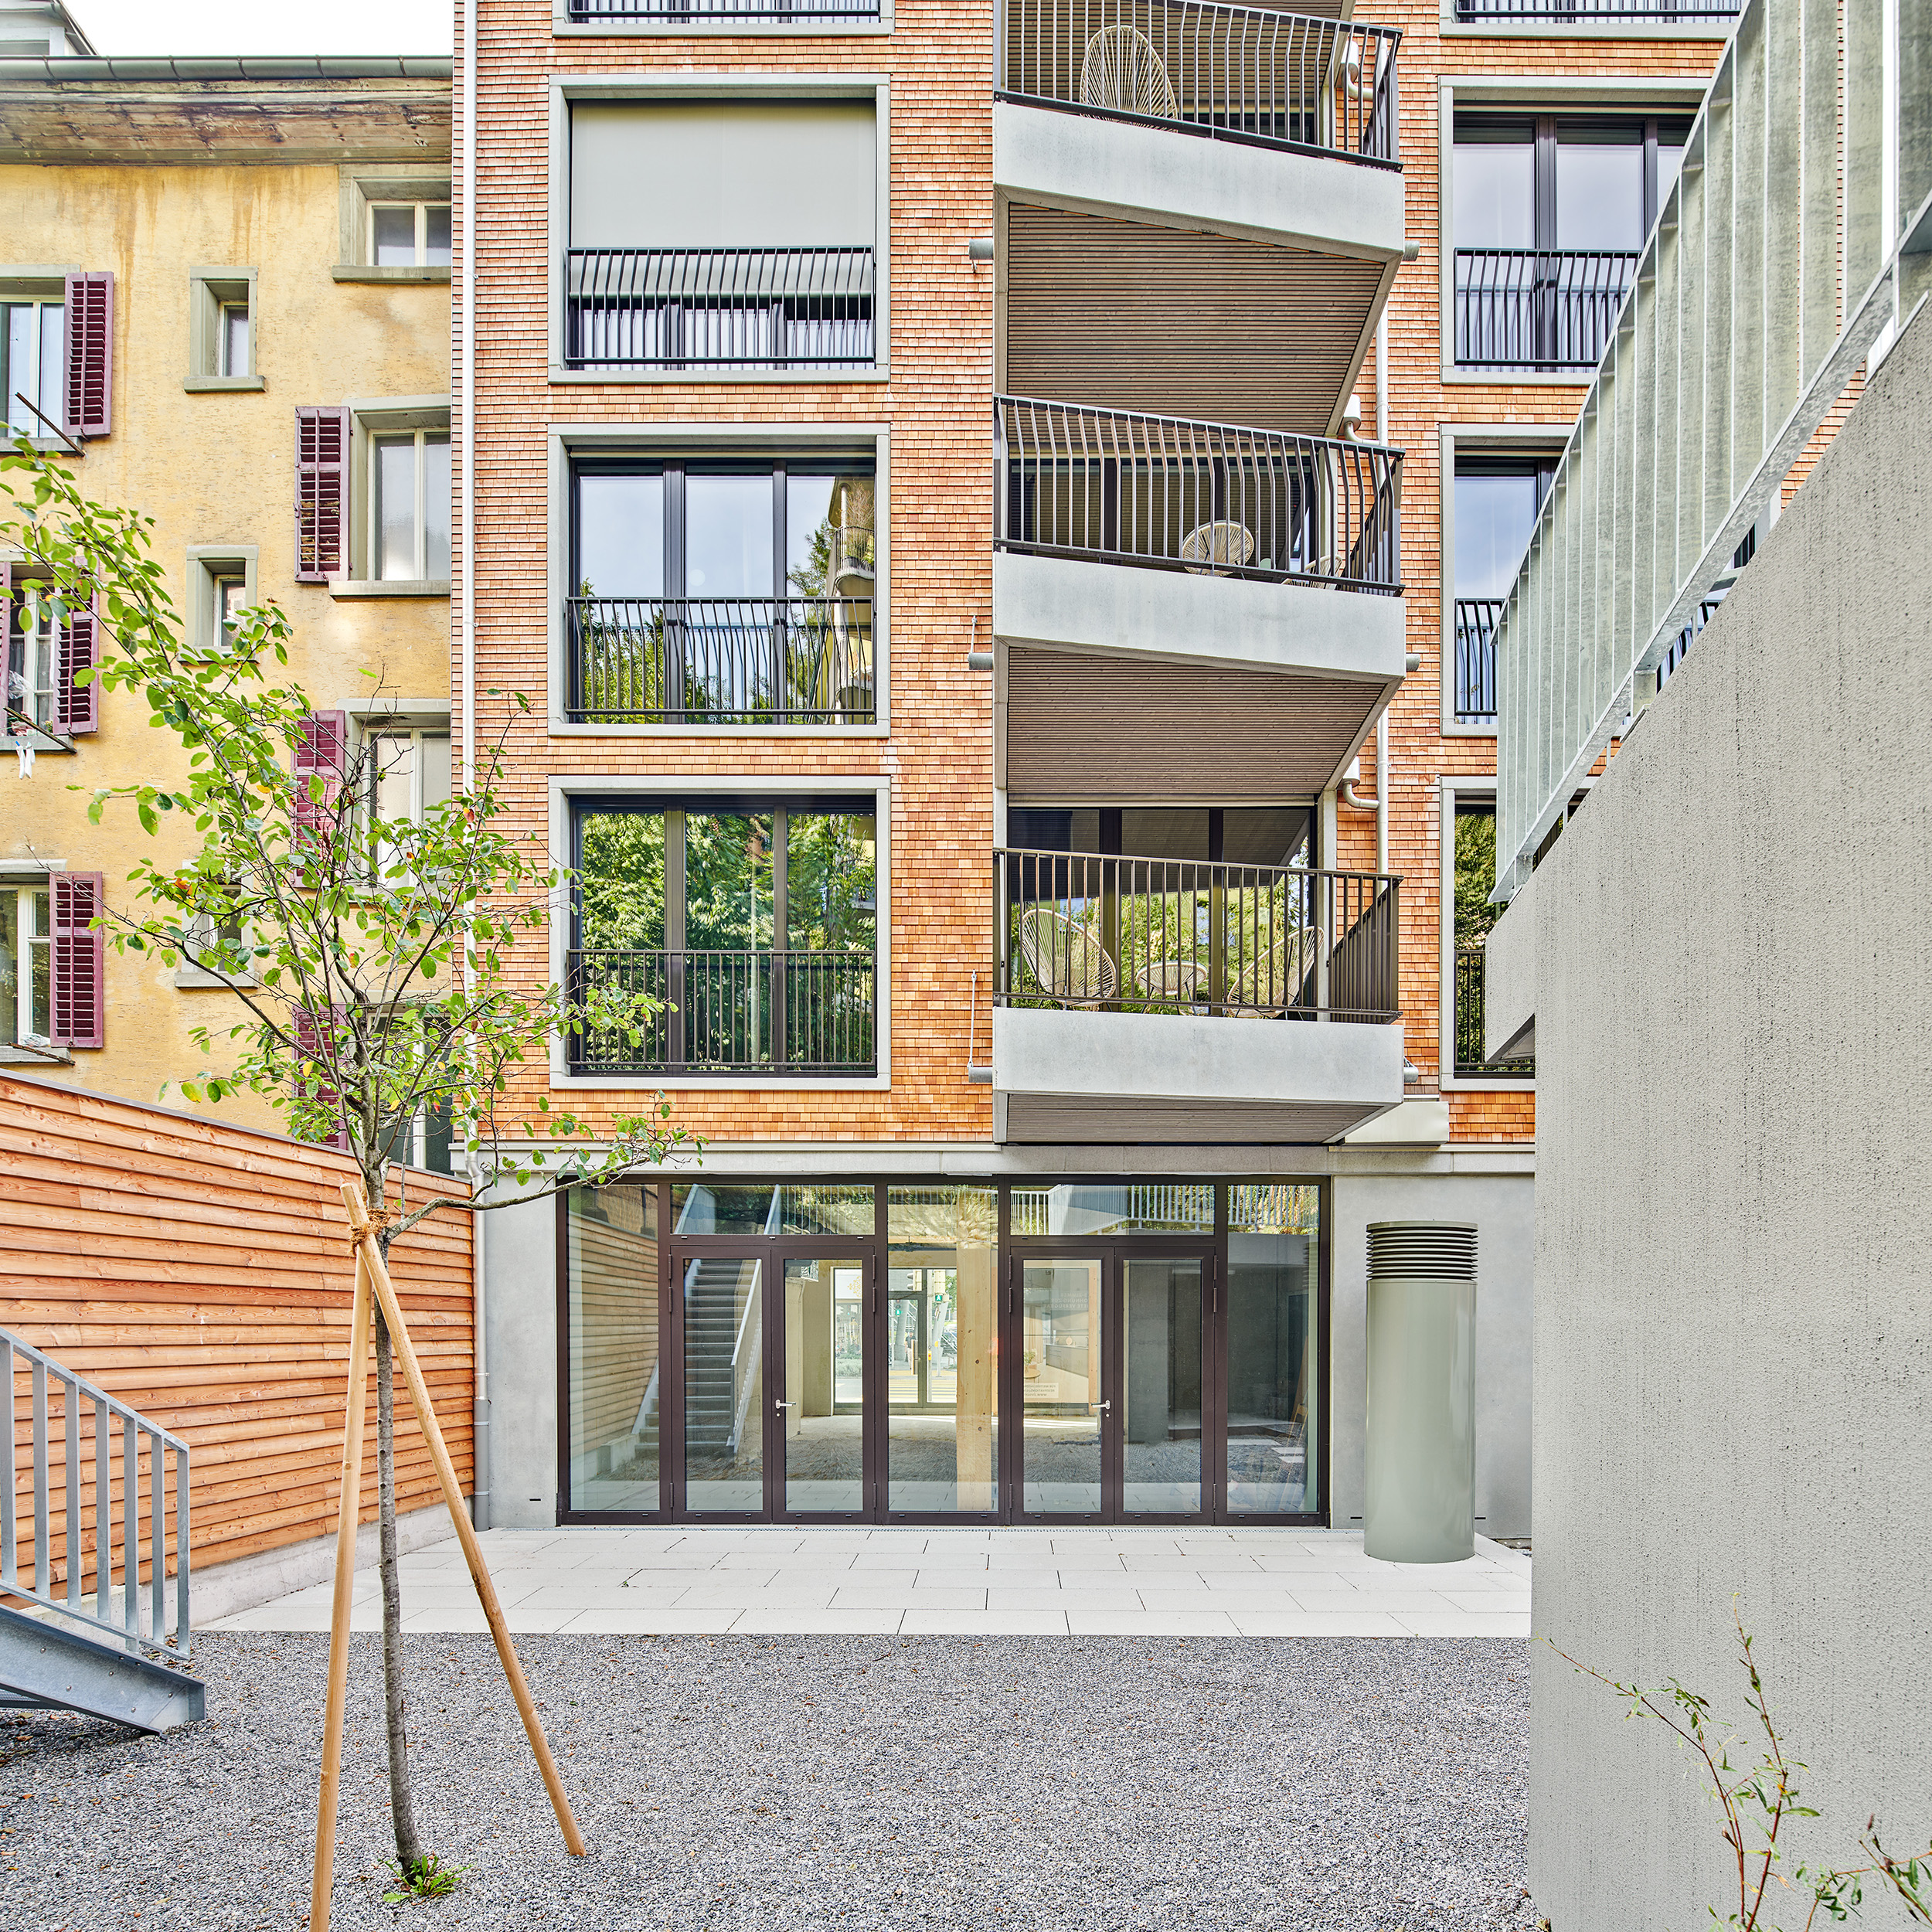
[1364, 1221, 1478, 1563]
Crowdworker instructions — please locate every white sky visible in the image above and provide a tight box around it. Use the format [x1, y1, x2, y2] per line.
[70, 0, 452, 56]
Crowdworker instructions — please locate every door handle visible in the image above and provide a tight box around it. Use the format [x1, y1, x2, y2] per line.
[1094, 1400, 1111, 1414]
[774, 1400, 795, 1412]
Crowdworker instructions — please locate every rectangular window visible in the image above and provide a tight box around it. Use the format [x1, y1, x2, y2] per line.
[1225, 1182, 1321, 1516]
[372, 430, 451, 581]
[219, 301, 250, 377]
[572, 801, 876, 1076]
[368, 729, 453, 825]
[1451, 456, 1556, 724]
[570, 459, 876, 725]
[566, 1186, 662, 1515]
[370, 201, 453, 268]
[6, 588, 56, 730]
[0, 886, 52, 1046]
[1453, 803, 1532, 1079]
[2, 298, 63, 438]
[1453, 113, 1693, 369]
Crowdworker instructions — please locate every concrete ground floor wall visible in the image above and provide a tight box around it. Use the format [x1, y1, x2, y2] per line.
[481, 1141, 1534, 1539]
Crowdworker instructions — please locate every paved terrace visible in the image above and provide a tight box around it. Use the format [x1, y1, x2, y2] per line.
[209, 1526, 1532, 1638]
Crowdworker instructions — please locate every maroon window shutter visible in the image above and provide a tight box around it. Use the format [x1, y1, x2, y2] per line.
[63, 272, 114, 439]
[294, 1005, 349, 1151]
[49, 872, 106, 1049]
[54, 597, 97, 736]
[295, 406, 350, 583]
[293, 709, 349, 842]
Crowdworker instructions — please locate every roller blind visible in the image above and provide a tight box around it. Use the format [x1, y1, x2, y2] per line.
[570, 102, 876, 250]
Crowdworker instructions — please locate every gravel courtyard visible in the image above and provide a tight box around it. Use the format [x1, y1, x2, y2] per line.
[0, 1631, 1536, 1932]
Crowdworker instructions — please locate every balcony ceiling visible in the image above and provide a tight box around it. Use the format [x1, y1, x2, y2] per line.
[1002, 644, 1388, 799]
[1003, 205, 1386, 437]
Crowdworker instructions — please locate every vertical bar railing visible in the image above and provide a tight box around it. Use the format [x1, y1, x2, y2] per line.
[998, 0, 1401, 165]
[0, 1328, 192, 1663]
[1454, 597, 1506, 723]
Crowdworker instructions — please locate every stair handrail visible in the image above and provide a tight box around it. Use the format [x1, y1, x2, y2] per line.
[1, 1329, 192, 1663]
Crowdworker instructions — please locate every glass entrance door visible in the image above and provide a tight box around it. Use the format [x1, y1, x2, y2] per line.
[1012, 1247, 1209, 1522]
[679, 1252, 767, 1514]
[778, 1257, 868, 1515]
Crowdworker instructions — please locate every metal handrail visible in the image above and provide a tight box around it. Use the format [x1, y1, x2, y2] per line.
[1, 1330, 191, 1662]
[1000, 0, 1400, 165]
[993, 846, 1401, 1022]
[1454, 597, 1505, 723]
[1454, 944, 1532, 1077]
[564, 247, 876, 369]
[567, 596, 875, 725]
[1454, 248, 1641, 369]
[1455, 0, 1736, 17]
[995, 396, 1403, 594]
[567, 947, 877, 1074]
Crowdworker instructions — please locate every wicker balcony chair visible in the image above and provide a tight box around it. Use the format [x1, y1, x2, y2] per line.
[1230, 927, 1324, 1018]
[1079, 23, 1179, 121]
[1018, 906, 1118, 1007]
[1135, 957, 1206, 1009]
[1180, 519, 1257, 576]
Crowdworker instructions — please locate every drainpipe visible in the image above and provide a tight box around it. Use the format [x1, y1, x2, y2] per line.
[1338, 312, 1393, 873]
[458, 0, 490, 1530]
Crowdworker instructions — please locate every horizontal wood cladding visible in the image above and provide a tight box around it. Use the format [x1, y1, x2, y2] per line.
[1005, 645, 1379, 798]
[1003, 206, 1382, 434]
[0, 1077, 473, 1589]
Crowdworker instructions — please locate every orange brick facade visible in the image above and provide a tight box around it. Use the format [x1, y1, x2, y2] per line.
[460, 0, 1728, 1161]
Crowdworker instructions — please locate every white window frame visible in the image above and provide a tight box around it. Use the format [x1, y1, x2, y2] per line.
[1437, 776, 1533, 1090]
[185, 267, 261, 393]
[1436, 76, 1715, 389]
[6, 581, 57, 732]
[0, 276, 67, 442]
[547, 419, 890, 737]
[369, 427, 451, 583]
[549, 772, 893, 1091]
[0, 881, 53, 1050]
[366, 726, 453, 824]
[366, 199, 453, 270]
[1437, 422, 1573, 736]
[332, 398, 452, 597]
[548, 75, 891, 383]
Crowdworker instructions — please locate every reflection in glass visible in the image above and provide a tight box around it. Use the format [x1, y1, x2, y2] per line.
[682, 1253, 764, 1511]
[1122, 1257, 1203, 1515]
[783, 1257, 866, 1513]
[1022, 1258, 1103, 1513]
[685, 473, 773, 597]
[1453, 132, 1533, 249]
[577, 473, 665, 599]
[670, 1182, 875, 1236]
[1455, 471, 1540, 599]
[567, 1187, 661, 1512]
[1226, 1185, 1320, 1515]
[1554, 137, 1645, 251]
[1009, 1184, 1214, 1238]
[684, 812, 775, 951]
[886, 1187, 997, 1512]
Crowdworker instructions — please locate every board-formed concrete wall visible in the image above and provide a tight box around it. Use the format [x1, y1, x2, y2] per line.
[1527, 307, 1932, 1927]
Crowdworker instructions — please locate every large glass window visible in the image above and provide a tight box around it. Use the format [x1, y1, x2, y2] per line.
[1454, 802, 1533, 1080]
[372, 429, 451, 582]
[1452, 456, 1558, 726]
[1225, 1183, 1320, 1516]
[0, 888, 52, 1048]
[886, 1187, 998, 1514]
[566, 1187, 662, 1514]
[6, 588, 56, 731]
[2, 299, 63, 440]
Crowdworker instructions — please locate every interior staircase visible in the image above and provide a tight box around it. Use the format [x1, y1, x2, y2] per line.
[0, 1331, 204, 1733]
[684, 1258, 754, 1457]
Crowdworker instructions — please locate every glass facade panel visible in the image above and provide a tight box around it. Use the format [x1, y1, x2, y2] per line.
[776, 1185, 875, 1236]
[782, 1257, 866, 1512]
[566, 1187, 662, 1514]
[1122, 1257, 1203, 1515]
[1226, 1184, 1320, 1515]
[1009, 1183, 1215, 1236]
[1020, 1257, 1104, 1513]
[682, 1253, 765, 1511]
[886, 1186, 997, 1513]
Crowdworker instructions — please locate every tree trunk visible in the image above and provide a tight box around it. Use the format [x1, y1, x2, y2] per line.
[374, 1301, 425, 1872]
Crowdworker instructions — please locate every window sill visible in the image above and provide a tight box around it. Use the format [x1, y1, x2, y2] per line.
[7, 725, 74, 755]
[173, 967, 260, 990]
[332, 264, 451, 284]
[0, 1043, 72, 1066]
[183, 374, 266, 393]
[328, 580, 451, 600]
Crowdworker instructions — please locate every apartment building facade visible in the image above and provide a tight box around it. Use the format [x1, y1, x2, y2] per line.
[0, 57, 454, 1148]
[464, 0, 1726, 1532]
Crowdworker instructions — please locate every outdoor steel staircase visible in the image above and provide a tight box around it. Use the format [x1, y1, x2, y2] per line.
[0, 1331, 203, 1733]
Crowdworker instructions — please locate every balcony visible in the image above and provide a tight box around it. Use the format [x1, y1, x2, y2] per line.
[567, 949, 876, 1077]
[564, 248, 873, 372]
[993, 396, 1406, 796]
[566, 596, 873, 726]
[990, 847, 1404, 1141]
[1454, 945, 1531, 1078]
[1453, 0, 1736, 19]
[570, 0, 879, 14]
[1454, 248, 1638, 370]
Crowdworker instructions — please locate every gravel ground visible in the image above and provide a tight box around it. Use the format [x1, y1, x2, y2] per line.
[0, 1631, 1536, 1932]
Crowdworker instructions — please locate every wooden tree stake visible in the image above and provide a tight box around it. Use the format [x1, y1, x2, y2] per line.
[310, 1247, 373, 1932]
[340, 1182, 587, 1857]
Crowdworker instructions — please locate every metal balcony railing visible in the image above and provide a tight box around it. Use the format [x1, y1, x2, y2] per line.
[995, 396, 1403, 593]
[1454, 0, 1737, 18]
[999, 0, 1400, 165]
[1454, 598, 1505, 724]
[1454, 944, 1532, 1077]
[994, 848, 1401, 1022]
[1454, 249, 1640, 369]
[567, 948, 876, 1075]
[567, 597, 874, 725]
[2, 1330, 191, 1663]
[564, 248, 875, 370]
[571, 0, 876, 15]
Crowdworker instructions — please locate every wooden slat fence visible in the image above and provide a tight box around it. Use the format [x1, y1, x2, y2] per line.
[0, 1074, 473, 1596]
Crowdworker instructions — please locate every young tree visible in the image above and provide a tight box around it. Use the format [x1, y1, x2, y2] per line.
[1, 437, 697, 1887]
